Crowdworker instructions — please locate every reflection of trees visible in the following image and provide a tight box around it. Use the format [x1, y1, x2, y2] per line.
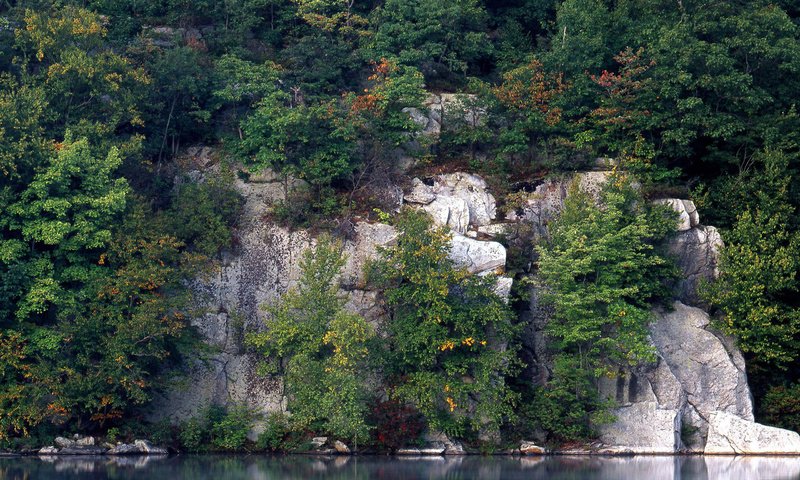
[3, 454, 800, 479]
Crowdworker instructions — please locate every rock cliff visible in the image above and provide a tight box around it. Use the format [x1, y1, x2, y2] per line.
[149, 150, 799, 453]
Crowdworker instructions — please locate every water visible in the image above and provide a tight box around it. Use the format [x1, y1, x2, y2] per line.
[2, 454, 800, 480]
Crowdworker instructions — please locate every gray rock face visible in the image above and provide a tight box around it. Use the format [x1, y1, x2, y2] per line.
[705, 411, 800, 454]
[449, 235, 506, 274]
[421, 195, 470, 233]
[668, 226, 723, 307]
[151, 166, 519, 425]
[598, 402, 681, 454]
[505, 172, 609, 238]
[650, 302, 753, 450]
[655, 199, 700, 231]
[597, 302, 753, 453]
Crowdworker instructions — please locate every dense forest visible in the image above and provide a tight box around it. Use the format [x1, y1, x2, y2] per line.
[1, 0, 800, 451]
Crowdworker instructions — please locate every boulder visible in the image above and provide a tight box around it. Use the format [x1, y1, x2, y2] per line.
[54, 437, 75, 448]
[519, 441, 547, 455]
[421, 195, 470, 233]
[133, 440, 168, 455]
[705, 411, 800, 454]
[403, 106, 440, 135]
[655, 199, 700, 231]
[38, 446, 59, 455]
[75, 436, 95, 446]
[59, 445, 108, 455]
[595, 302, 753, 452]
[404, 178, 437, 205]
[107, 443, 141, 455]
[431, 173, 496, 227]
[667, 226, 723, 307]
[333, 440, 350, 454]
[476, 224, 509, 238]
[492, 276, 514, 302]
[598, 402, 681, 454]
[650, 302, 753, 450]
[449, 235, 506, 274]
[425, 431, 466, 455]
[310, 437, 328, 449]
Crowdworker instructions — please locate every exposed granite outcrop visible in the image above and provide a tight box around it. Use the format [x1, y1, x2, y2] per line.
[705, 411, 800, 454]
[149, 166, 513, 429]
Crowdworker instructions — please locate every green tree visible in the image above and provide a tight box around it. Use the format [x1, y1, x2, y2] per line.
[537, 177, 675, 376]
[703, 151, 800, 367]
[368, 0, 493, 83]
[534, 176, 676, 439]
[372, 210, 519, 439]
[247, 236, 374, 446]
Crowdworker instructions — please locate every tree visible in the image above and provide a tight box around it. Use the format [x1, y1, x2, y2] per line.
[14, 7, 150, 145]
[368, 0, 493, 83]
[372, 210, 519, 438]
[534, 176, 676, 439]
[537, 177, 675, 376]
[703, 151, 800, 367]
[247, 236, 374, 445]
[492, 59, 568, 168]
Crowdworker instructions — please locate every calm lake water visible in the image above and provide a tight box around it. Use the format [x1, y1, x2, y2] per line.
[2, 454, 800, 480]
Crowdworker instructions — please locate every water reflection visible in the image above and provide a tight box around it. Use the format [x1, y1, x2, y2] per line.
[1, 454, 800, 479]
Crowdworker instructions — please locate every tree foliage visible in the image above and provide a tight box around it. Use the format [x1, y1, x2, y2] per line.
[371, 210, 519, 438]
[247, 236, 374, 445]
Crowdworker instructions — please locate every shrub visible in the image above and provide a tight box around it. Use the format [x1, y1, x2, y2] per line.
[210, 405, 252, 451]
[762, 384, 800, 433]
[179, 418, 206, 453]
[257, 412, 291, 452]
[367, 399, 425, 451]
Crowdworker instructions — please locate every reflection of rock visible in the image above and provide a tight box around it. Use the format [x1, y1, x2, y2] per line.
[704, 455, 800, 479]
[705, 411, 800, 454]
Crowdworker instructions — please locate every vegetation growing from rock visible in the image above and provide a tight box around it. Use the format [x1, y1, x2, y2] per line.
[534, 177, 677, 440]
[1, 0, 800, 448]
[247, 236, 374, 446]
[371, 210, 520, 439]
